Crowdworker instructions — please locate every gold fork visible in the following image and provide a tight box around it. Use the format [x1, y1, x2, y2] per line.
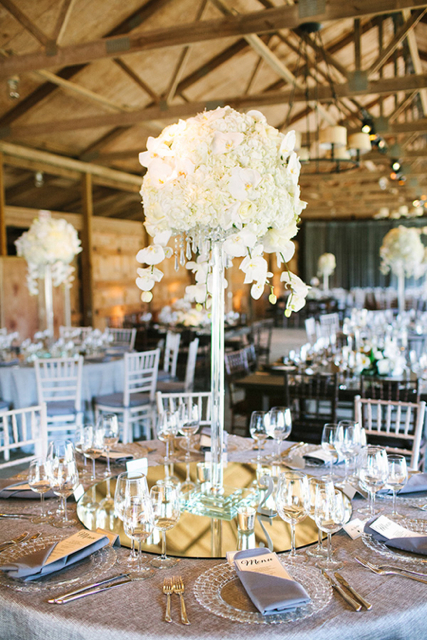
[162, 578, 173, 623]
[172, 576, 190, 625]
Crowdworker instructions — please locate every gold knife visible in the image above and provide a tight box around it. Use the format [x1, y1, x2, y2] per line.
[334, 572, 372, 610]
[321, 570, 362, 611]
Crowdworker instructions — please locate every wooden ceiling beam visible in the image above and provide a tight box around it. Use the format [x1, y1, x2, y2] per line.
[113, 59, 160, 103]
[51, 0, 77, 47]
[1, 1, 427, 77]
[0, 0, 51, 48]
[402, 8, 427, 114]
[5, 73, 427, 136]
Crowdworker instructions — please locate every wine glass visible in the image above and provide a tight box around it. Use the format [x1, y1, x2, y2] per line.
[304, 476, 334, 558]
[314, 486, 346, 570]
[28, 458, 51, 523]
[82, 424, 106, 482]
[114, 471, 150, 568]
[122, 496, 155, 579]
[150, 482, 181, 569]
[99, 414, 119, 478]
[249, 411, 269, 462]
[74, 424, 91, 481]
[335, 421, 359, 486]
[46, 442, 79, 528]
[321, 423, 339, 479]
[178, 402, 200, 461]
[275, 470, 308, 563]
[268, 406, 292, 462]
[156, 411, 178, 463]
[386, 454, 408, 520]
[358, 445, 388, 517]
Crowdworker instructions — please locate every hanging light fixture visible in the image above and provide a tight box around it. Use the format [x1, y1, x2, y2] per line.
[283, 23, 371, 174]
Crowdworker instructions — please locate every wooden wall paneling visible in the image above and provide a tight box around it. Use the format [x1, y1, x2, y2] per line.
[0, 154, 6, 257]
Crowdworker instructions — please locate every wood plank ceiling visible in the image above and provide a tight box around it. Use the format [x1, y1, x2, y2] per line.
[0, 0, 426, 223]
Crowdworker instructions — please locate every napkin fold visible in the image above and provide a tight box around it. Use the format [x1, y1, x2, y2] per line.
[378, 473, 427, 496]
[98, 451, 134, 464]
[0, 534, 110, 581]
[0, 483, 56, 500]
[233, 548, 311, 615]
[302, 448, 344, 466]
[364, 519, 427, 556]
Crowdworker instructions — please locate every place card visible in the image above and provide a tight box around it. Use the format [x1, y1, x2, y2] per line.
[343, 517, 365, 540]
[73, 483, 85, 502]
[370, 515, 424, 540]
[44, 530, 108, 565]
[95, 528, 121, 547]
[108, 451, 134, 460]
[126, 457, 148, 475]
[234, 550, 292, 580]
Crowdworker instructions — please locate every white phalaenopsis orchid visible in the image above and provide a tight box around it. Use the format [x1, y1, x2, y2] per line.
[136, 106, 308, 316]
[15, 211, 82, 296]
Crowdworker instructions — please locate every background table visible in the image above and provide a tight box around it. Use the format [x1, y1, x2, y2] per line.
[0, 439, 427, 639]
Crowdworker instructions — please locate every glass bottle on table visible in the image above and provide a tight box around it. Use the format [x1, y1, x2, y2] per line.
[268, 406, 292, 462]
[275, 470, 308, 564]
[386, 454, 408, 520]
[28, 458, 51, 523]
[249, 411, 269, 462]
[150, 482, 181, 569]
[314, 485, 346, 570]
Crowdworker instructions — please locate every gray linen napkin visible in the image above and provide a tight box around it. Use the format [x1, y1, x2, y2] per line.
[378, 473, 427, 496]
[233, 548, 311, 615]
[364, 518, 427, 556]
[0, 483, 56, 500]
[98, 452, 134, 464]
[0, 535, 110, 581]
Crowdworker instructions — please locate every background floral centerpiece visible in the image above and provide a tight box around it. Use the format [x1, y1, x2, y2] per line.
[15, 210, 82, 296]
[317, 252, 336, 292]
[380, 226, 424, 313]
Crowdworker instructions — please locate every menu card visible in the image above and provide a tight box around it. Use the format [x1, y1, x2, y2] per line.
[369, 515, 424, 540]
[234, 551, 293, 581]
[44, 530, 110, 565]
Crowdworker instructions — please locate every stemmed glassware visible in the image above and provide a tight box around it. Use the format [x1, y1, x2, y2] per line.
[314, 486, 346, 570]
[28, 458, 51, 523]
[178, 403, 200, 462]
[82, 424, 106, 482]
[46, 441, 79, 528]
[157, 411, 178, 463]
[114, 471, 150, 568]
[74, 424, 91, 482]
[304, 476, 333, 558]
[335, 421, 359, 486]
[321, 423, 339, 479]
[268, 407, 292, 462]
[122, 496, 155, 579]
[386, 454, 408, 520]
[275, 470, 308, 564]
[150, 482, 181, 569]
[249, 411, 269, 462]
[358, 445, 389, 517]
[99, 414, 119, 478]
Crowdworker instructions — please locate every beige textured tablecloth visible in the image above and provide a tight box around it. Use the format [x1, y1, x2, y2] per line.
[1, 440, 427, 640]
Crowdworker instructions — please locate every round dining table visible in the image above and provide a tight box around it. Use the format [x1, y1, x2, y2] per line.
[0, 438, 426, 640]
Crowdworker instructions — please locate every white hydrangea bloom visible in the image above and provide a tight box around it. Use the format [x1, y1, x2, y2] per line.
[380, 226, 425, 277]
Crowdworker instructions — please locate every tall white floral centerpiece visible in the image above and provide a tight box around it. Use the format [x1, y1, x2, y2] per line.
[380, 226, 424, 313]
[136, 106, 308, 502]
[317, 252, 336, 292]
[15, 211, 82, 336]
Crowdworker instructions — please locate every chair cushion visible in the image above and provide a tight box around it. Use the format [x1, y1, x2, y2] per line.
[94, 393, 150, 408]
[156, 381, 186, 393]
[157, 371, 174, 382]
[46, 400, 81, 416]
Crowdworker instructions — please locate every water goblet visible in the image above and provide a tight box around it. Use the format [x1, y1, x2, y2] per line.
[275, 470, 308, 563]
[386, 454, 408, 520]
[304, 476, 334, 558]
[74, 424, 91, 482]
[249, 411, 269, 462]
[314, 486, 346, 570]
[321, 423, 339, 479]
[46, 443, 79, 528]
[358, 445, 388, 517]
[156, 411, 178, 463]
[114, 471, 149, 568]
[268, 406, 292, 462]
[28, 458, 51, 523]
[82, 424, 106, 482]
[150, 482, 181, 569]
[178, 402, 200, 462]
[335, 421, 359, 487]
[99, 413, 119, 478]
[122, 496, 155, 579]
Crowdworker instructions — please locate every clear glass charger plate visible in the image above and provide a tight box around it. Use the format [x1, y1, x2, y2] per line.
[376, 490, 427, 508]
[285, 444, 333, 469]
[193, 557, 332, 624]
[362, 517, 427, 564]
[0, 534, 117, 592]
